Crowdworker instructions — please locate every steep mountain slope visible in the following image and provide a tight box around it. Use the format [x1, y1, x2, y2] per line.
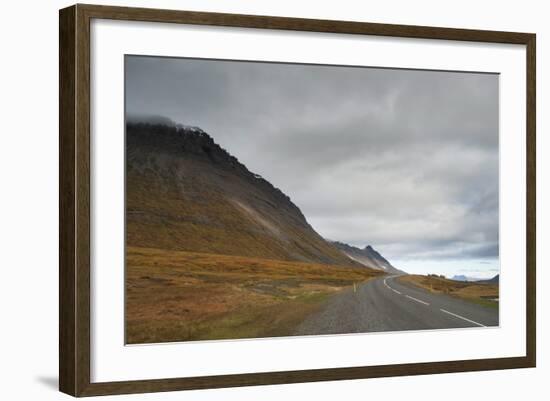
[126, 122, 360, 266]
[331, 241, 404, 274]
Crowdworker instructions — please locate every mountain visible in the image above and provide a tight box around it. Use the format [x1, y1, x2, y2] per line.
[126, 122, 362, 266]
[476, 274, 500, 284]
[331, 242, 404, 274]
[451, 274, 499, 283]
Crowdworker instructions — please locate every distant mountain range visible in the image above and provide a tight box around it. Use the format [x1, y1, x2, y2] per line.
[126, 121, 397, 270]
[331, 242, 405, 274]
[451, 274, 499, 283]
[451, 275, 472, 282]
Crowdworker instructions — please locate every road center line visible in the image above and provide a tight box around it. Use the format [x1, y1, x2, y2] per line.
[384, 277, 410, 298]
[384, 277, 402, 295]
[440, 308, 486, 327]
[405, 295, 430, 306]
[384, 277, 486, 326]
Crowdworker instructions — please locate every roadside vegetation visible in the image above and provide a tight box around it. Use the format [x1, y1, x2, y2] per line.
[126, 246, 383, 343]
[397, 274, 499, 308]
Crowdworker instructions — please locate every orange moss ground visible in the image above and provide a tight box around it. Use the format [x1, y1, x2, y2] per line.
[126, 247, 383, 343]
[398, 274, 499, 308]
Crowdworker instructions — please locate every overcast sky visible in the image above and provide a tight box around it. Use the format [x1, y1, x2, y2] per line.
[125, 55, 499, 278]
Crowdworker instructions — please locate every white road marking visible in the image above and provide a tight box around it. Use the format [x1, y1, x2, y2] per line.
[384, 277, 402, 295]
[386, 278, 426, 303]
[405, 295, 430, 306]
[440, 308, 486, 327]
[383, 277, 488, 327]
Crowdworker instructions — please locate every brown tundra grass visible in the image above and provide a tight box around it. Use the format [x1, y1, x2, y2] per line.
[398, 274, 499, 308]
[126, 246, 383, 344]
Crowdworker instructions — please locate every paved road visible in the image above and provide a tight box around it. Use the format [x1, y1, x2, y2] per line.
[294, 275, 499, 335]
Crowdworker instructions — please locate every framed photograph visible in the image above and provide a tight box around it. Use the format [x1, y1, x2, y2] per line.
[59, 4, 536, 397]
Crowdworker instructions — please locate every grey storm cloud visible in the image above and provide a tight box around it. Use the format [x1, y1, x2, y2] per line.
[125, 55, 499, 264]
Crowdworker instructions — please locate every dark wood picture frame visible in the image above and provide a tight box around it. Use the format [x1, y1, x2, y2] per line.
[59, 3, 536, 397]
